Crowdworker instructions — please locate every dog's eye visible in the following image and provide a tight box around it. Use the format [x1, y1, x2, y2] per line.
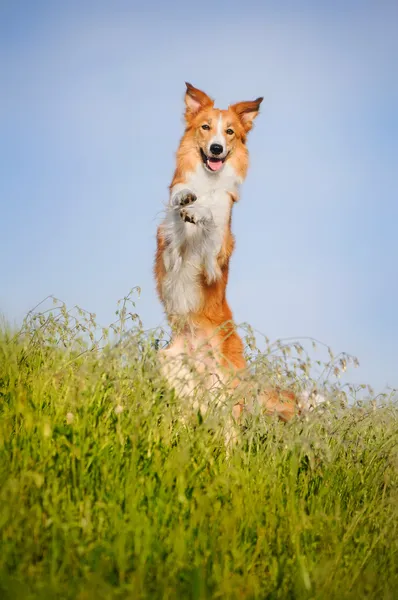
[226, 128, 234, 135]
[201, 124, 210, 130]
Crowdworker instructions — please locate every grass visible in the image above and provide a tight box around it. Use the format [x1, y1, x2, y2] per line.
[0, 293, 397, 599]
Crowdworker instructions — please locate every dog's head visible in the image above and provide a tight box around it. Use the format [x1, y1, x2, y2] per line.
[183, 82, 263, 175]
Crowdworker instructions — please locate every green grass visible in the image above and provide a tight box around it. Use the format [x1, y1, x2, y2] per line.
[0, 295, 397, 599]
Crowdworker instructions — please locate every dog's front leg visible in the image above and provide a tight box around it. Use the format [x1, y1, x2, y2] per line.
[162, 189, 197, 273]
[166, 187, 222, 284]
[170, 189, 221, 283]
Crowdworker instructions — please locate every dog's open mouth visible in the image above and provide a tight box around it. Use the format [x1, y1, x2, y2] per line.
[200, 149, 228, 172]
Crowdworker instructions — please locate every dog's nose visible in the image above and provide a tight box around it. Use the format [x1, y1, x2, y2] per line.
[210, 143, 223, 156]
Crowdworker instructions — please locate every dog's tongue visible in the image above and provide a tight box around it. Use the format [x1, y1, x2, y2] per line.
[207, 158, 223, 172]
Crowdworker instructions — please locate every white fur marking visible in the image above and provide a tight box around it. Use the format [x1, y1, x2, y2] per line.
[162, 162, 241, 316]
[209, 113, 227, 157]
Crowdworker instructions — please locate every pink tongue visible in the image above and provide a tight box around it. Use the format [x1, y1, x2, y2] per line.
[207, 158, 223, 172]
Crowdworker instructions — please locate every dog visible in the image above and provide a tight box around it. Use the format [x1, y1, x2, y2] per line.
[154, 83, 310, 424]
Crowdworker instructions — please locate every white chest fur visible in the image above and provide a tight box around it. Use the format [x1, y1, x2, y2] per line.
[161, 163, 241, 317]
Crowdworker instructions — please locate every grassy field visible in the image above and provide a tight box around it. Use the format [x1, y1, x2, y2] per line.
[0, 294, 397, 599]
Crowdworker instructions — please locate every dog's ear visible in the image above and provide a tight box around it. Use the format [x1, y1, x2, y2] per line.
[230, 97, 263, 132]
[184, 82, 214, 121]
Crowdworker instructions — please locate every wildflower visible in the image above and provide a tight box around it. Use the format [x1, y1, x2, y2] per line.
[66, 412, 74, 424]
[114, 404, 124, 415]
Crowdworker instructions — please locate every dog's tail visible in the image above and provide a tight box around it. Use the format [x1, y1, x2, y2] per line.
[233, 386, 327, 422]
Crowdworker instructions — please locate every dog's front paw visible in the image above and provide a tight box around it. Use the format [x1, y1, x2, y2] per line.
[179, 204, 212, 226]
[180, 207, 196, 224]
[171, 189, 197, 208]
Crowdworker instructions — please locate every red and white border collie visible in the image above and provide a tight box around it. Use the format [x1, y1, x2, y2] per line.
[154, 83, 302, 422]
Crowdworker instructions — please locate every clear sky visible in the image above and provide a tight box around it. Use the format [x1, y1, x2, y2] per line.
[1, 0, 397, 392]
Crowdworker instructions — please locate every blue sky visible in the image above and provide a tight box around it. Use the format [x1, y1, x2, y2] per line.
[1, 0, 397, 391]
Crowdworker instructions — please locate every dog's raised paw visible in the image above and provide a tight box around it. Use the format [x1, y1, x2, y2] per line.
[179, 204, 213, 226]
[171, 189, 197, 208]
[180, 208, 196, 223]
[179, 192, 197, 206]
